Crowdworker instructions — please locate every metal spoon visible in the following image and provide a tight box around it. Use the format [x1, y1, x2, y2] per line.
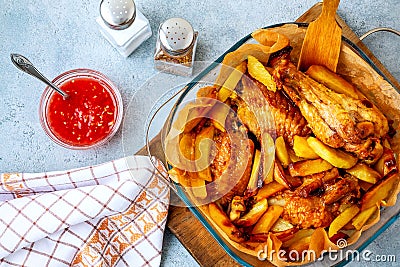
[10, 53, 69, 99]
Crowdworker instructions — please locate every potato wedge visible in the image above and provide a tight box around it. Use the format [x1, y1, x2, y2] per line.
[288, 158, 333, 177]
[208, 203, 245, 243]
[218, 61, 247, 102]
[293, 135, 319, 159]
[236, 198, 268, 227]
[194, 126, 215, 182]
[168, 167, 191, 187]
[251, 205, 284, 234]
[180, 132, 195, 162]
[352, 205, 378, 230]
[248, 55, 276, 92]
[283, 229, 315, 248]
[208, 102, 231, 132]
[164, 132, 194, 172]
[346, 163, 382, 184]
[215, 43, 274, 88]
[255, 181, 286, 201]
[305, 65, 359, 99]
[275, 136, 290, 167]
[307, 137, 357, 169]
[361, 173, 399, 210]
[267, 196, 286, 207]
[271, 218, 294, 232]
[178, 101, 213, 133]
[288, 148, 303, 163]
[264, 160, 275, 184]
[328, 204, 360, 237]
[274, 160, 302, 190]
[190, 177, 208, 199]
[247, 149, 261, 192]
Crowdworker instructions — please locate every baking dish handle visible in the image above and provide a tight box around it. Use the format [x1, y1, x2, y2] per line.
[360, 27, 400, 40]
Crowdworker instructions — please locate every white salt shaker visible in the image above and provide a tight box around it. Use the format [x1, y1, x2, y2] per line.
[96, 0, 152, 57]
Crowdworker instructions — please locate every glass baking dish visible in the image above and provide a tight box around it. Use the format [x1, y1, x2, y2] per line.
[162, 22, 400, 266]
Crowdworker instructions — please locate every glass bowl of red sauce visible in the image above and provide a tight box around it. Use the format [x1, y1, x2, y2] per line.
[39, 69, 123, 149]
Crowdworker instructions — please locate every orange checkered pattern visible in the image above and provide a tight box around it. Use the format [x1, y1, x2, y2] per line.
[0, 156, 169, 266]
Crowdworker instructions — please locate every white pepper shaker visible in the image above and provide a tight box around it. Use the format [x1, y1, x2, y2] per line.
[96, 0, 152, 57]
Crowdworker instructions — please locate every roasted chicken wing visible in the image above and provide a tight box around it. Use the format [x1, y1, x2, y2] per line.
[271, 52, 389, 163]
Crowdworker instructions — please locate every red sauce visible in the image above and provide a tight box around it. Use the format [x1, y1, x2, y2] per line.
[46, 77, 117, 146]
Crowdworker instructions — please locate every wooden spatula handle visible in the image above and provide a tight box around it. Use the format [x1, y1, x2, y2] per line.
[321, 0, 340, 20]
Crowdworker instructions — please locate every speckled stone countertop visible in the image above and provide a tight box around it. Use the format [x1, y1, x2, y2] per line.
[0, 0, 399, 266]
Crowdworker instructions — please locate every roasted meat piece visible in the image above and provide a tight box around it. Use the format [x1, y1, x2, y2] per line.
[236, 76, 311, 145]
[323, 175, 360, 205]
[282, 192, 333, 228]
[271, 54, 389, 162]
[210, 119, 255, 205]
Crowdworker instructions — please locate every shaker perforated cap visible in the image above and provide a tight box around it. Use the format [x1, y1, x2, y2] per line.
[100, 0, 136, 30]
[159, 18, 194, 55]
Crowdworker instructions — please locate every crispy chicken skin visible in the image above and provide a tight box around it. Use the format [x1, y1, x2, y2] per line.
[282, 192, 334, 228]
[210, 121, 255, 206]
[236, 76, 311, 145]
[323, 175, 360, 205]
[271, 53, 389, 162]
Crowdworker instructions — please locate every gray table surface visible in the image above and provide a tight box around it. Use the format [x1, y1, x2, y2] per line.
[0, 0, 399, 266]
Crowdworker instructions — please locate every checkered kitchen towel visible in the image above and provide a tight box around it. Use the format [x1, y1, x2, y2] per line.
[0, 155, 170, 267]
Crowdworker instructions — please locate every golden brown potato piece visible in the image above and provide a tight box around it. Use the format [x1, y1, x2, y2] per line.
[216, 29, 289, 88]
[179, 103, 213, 133]
[235, 198, 268, 227]
[352, 205, 378, 230]
[307, 137, 357, 169]
[168, 167, 188, 186]
[208, 101, 231, 132]
[346, 163, 382, 184]
[190, 177, 208, 199]
[275, 136, 290, 167]
[247, 149, 261, 192]
[361, 173, 399, 210]
[180, 132, 195, 158]
[251, 205, 283, 234]
[215, 44, 273, 87]
[194, 125, 215, 182]
[247, 55, 276, 92]
[274, 160, 302, 190]
[288, 148, 303, 163]
[218, 61, 247, 102]
[328, 204, 360, 237]
[208, 203, 245, 243]
[282, 229, 315, 248]
[293, 135, 319, 159]
[288, 158, 333, 177]
[305, 65, 359, 99]
[271, 218, 294, 232]
[255, 181, 286, 201]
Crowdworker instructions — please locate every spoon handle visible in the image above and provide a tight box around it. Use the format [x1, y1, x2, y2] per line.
[10, 54, 69, 99]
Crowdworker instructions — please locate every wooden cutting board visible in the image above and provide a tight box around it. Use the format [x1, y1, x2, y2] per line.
[136, 3, 400, 266]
